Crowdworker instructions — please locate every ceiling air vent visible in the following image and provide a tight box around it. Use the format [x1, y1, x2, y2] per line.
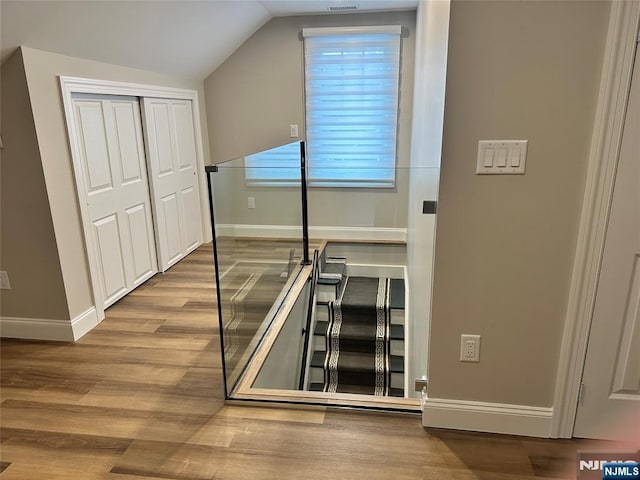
[328, 4, 360, 11]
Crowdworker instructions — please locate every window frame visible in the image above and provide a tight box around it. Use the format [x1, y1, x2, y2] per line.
[302, 25, 403, 189]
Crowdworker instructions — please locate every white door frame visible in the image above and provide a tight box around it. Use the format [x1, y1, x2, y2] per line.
[60, 76, 211, 322]
[550, 1, 640, 438]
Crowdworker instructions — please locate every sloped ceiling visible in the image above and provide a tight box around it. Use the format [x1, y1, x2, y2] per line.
[1, 0, 417, 80]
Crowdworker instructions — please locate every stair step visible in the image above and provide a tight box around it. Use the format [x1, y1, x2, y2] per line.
[314, 307, 405, 326]
[316, 279, 405, 324]
[390, 278, 405, 309]
[309, 365, 404, 389]
[318, 258, 346, 285]
[313, 337, 404, 356]
[316, 284, 340, 304]
[310, 351, 404, 373]
[314, 321, 404, 340]
[309, 382, 404, 398]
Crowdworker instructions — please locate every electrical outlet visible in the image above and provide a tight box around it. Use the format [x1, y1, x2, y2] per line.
[247, 197, 256, 209]
[0, 271, 11, 290]
[460, 334, 480, 362]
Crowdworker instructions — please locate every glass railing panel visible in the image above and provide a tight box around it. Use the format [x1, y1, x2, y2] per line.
[206, 141, 305, 395]
[244, 165, 441, 405]
[252, 268, 313, 390]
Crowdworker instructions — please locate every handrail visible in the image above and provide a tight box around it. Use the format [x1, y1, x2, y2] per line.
[298, 249, 319, 390]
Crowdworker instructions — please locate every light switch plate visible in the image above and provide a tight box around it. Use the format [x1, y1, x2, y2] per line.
[477, 140, 528, 174]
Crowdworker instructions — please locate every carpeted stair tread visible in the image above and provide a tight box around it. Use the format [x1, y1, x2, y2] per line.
[390, 278, 405, 310]
[309, 382, 404, 397]
[314, 321, 404, 340]
[311, 351, 404, 373]
[339, 277, 381, 310]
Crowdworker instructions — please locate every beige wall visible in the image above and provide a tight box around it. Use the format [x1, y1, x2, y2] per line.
[18, 46, 211, 319]
[205, 11, 415, 229]
[0, 48, 69, 319]
[428, 1, 610, 407]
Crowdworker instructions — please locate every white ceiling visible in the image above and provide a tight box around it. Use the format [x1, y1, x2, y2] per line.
[0, 0, 417, 80]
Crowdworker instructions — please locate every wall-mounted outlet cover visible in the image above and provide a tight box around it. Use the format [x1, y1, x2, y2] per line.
[460, 334, 480, 362]
[0, 271, 11, 290]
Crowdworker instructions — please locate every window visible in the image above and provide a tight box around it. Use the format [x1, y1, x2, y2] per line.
[304, 26, 401, 188]
[245, 25, 402, 188]
[244, 141, 301, 186]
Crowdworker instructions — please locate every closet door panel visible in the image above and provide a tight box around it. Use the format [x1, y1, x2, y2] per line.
[124, 202, 156, 285]
[93, 214, 127, 305]
[73, 94, 157, 308]
[143, 98, 202, 270]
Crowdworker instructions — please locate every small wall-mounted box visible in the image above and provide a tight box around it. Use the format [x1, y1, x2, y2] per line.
[476, 140, 528, 175]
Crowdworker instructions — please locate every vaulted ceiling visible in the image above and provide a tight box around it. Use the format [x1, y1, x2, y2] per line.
[1, 0, 417, 80]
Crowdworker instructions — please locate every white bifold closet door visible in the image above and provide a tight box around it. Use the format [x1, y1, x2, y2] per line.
[73, 94, 158, 308]
[142, 98, 203, 271]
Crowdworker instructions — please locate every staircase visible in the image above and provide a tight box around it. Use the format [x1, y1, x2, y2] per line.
[307, 253, 405, 397]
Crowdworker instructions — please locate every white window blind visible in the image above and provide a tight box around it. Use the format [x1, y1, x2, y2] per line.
[244, 141, 301, 186]
[304, 26, 401, 187]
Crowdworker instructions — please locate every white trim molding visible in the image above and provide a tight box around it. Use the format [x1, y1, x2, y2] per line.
[70, 307, 100, 340]
[346, 264, 404, 279]
[216, 224, 407, 243]
[0, 307, 98, 342]
[302, 25, 402, 37]
[423, 398, 553, 438]
[550, 2, 640, 439]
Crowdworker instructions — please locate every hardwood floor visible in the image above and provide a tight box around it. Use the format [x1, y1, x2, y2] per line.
[0, 243, 605, 479]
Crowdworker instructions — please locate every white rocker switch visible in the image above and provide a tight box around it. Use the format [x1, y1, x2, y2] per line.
[476, 140, 528, 174]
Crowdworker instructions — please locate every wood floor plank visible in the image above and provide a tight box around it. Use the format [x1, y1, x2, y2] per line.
[425, 429, 537, 476]
[128, 286, 217, 298]
[78, 331, 211, 351]
[217, 404, 326, 424]
[2, 358, 189, 387]
[0, 428, 130, 474]
[227, 416, 444, 469]
[78, 384, 223, 415]
[17, 343, 214, 368]
[113, 295, 189, 308]
[1, 427, 132, 454]
[0, 464, 177, 480]
[110, 440, 221, 480]
[0, 385, 91, 404]
[1, 367, 96, 393]
[0, 399, 210, 440]
[93, 317, 166, 332]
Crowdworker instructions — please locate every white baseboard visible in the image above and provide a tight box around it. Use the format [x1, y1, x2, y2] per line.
[422, 398, 553, 438]
[70, 307, 99, 340]
[346, 264, 405, 279]
[0, 307, 98, 342]
[216, 224, 407, 242]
